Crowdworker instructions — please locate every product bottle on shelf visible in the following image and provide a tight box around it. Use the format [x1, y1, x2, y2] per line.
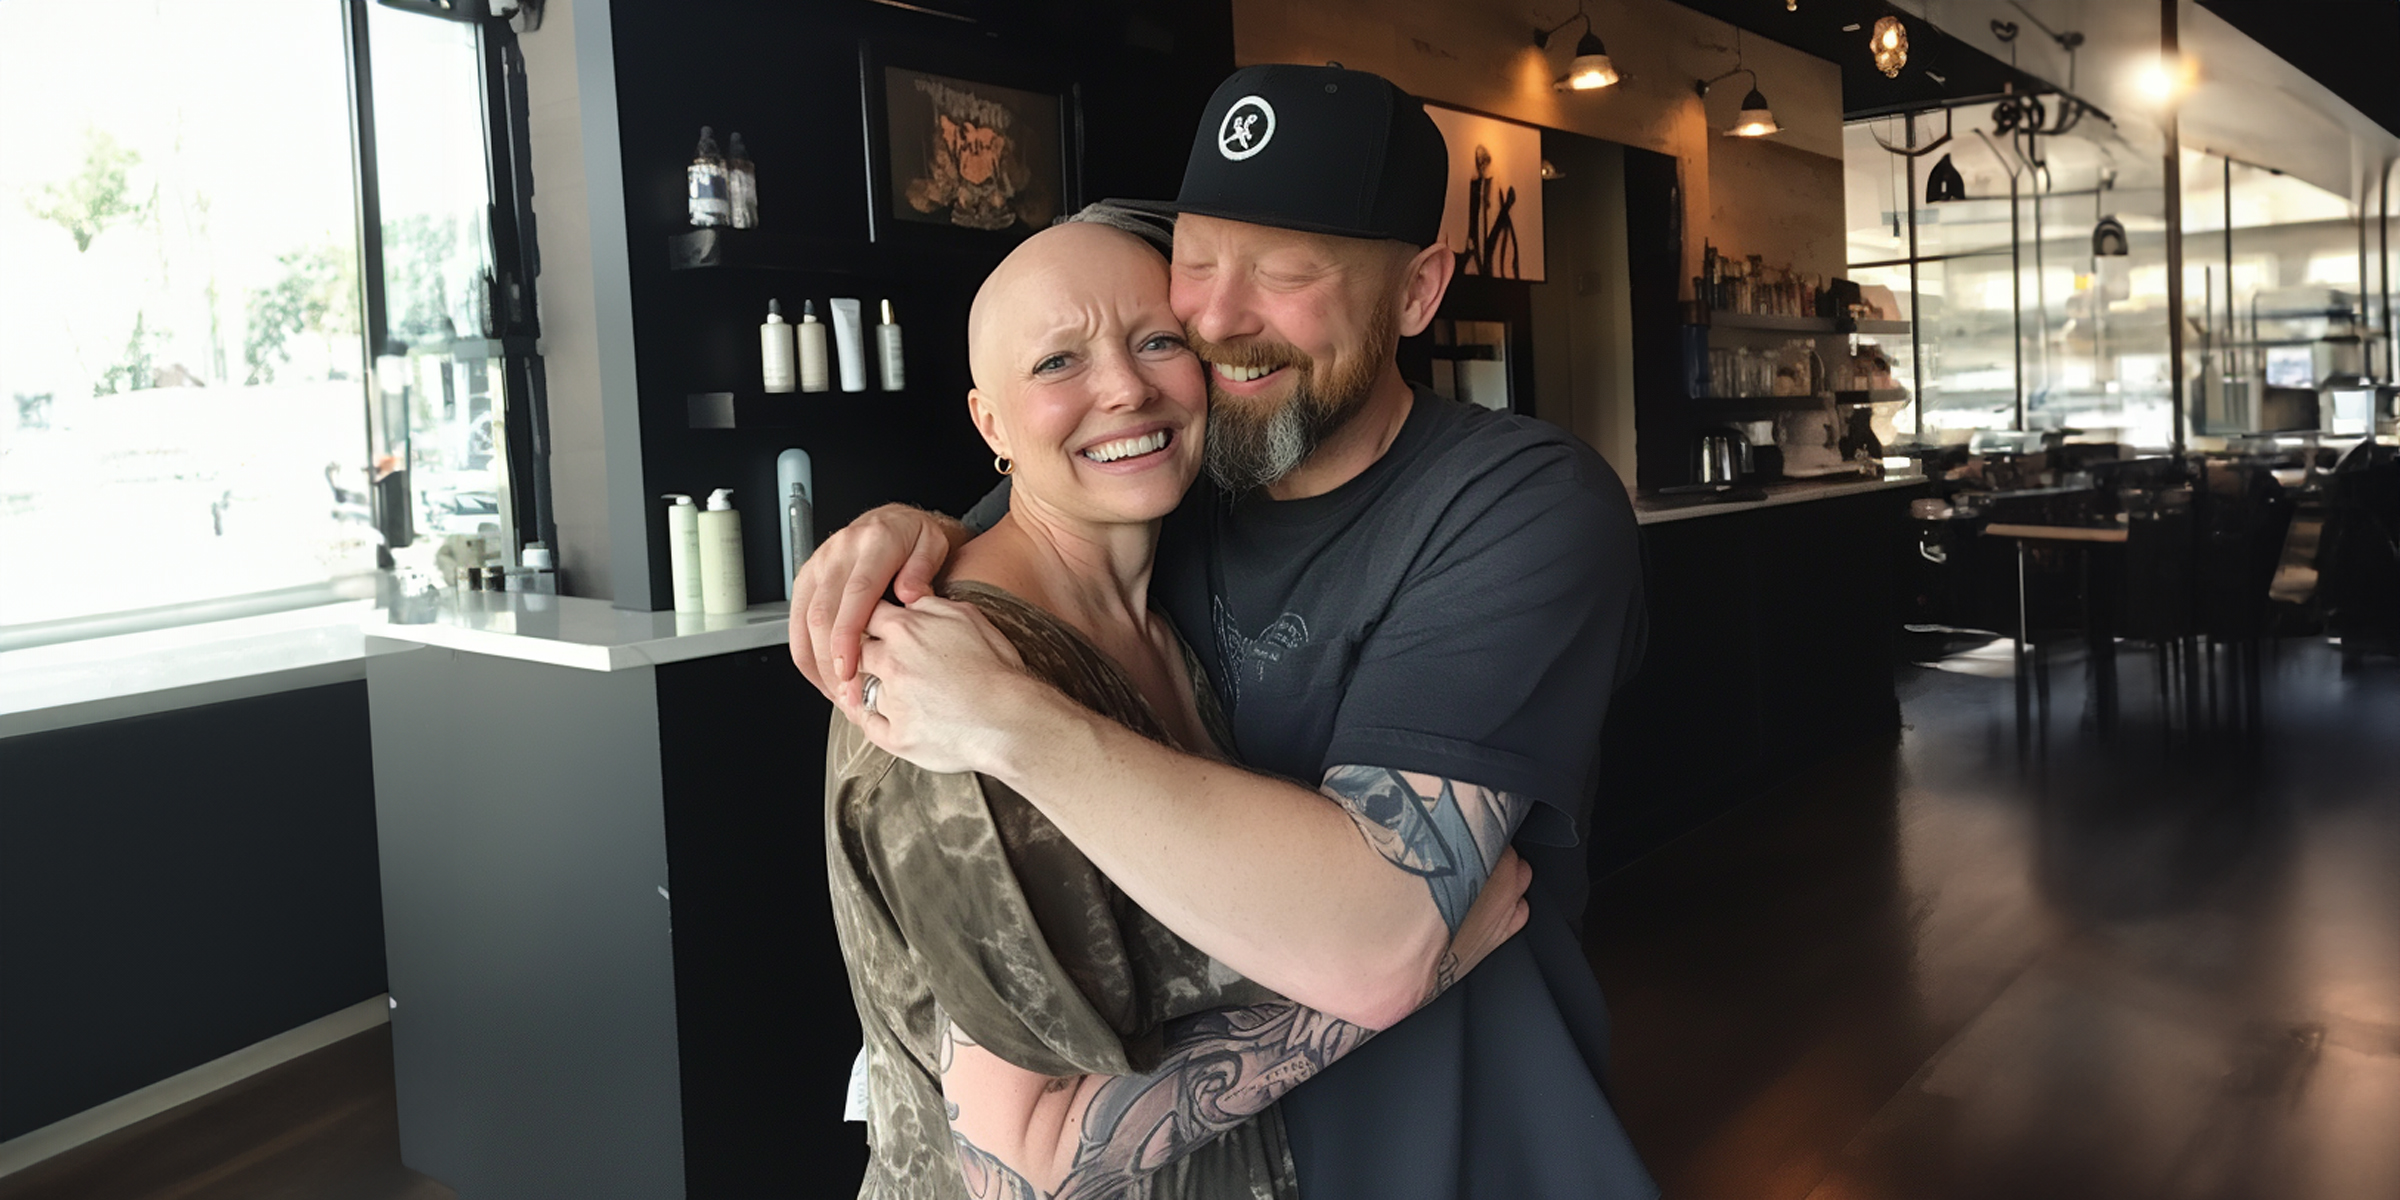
[797, 300, 830, 393]
[688, 126, 730, 228]
[727, 132, 758, 229]
[697, 488, 747, 614]
[875, 299, 905, 391]
[761, 299, 796, 393]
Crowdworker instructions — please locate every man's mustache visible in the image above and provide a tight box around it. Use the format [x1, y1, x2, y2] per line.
[1187, 333, 1313, 377]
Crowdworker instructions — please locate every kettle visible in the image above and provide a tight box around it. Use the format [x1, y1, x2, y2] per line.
[1695, 428, 1750, 484]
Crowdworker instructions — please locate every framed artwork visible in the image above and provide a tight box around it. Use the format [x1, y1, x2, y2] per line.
[859, 42, 1080, 246]
[1424, 105, 1546, 283]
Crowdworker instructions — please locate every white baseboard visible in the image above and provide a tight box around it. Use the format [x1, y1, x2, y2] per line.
[0, 994, 391, 1179]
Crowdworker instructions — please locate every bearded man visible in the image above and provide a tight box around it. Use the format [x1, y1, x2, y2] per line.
[799, 64, 1657, 1200]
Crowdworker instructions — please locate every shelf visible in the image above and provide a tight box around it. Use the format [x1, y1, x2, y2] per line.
[669, 228, 872, 273]
[1708, 312, 1835, 333]
[1834, 388, 1912, 404]
[1694, 394, 1832, 413]
[687, 390, 895, 428]
[1699, 313, 1914, 336]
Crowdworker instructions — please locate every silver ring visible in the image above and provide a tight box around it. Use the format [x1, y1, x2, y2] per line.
[860, 674, 882, 716]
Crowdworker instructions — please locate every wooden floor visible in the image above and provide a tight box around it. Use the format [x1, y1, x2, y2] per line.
[7, 639, 2398, 1199]
[0, 1026, 448, 1200]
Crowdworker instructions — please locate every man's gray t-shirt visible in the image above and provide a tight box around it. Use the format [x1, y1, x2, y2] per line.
[970, 389, 1656, 1198]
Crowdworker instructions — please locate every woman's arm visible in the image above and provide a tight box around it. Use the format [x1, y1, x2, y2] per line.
[937, 848, 1531, 1200]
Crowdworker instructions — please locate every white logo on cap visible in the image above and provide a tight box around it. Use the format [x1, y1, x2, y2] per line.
[1218, 95, 1276, 161]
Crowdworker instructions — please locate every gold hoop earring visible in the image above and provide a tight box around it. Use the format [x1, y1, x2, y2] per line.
[994, 455, 1014, 476]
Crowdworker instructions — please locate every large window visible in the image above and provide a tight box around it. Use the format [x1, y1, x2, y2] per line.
[0, 0, 542, 638]
[1844, 111, 2367, 448]
[0, 2, 370, 628]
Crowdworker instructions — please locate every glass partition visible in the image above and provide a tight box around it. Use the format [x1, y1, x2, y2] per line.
[1845, 110, 2371, 449]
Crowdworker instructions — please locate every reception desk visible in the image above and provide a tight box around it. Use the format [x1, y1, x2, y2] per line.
[366, 595, 859, 1199]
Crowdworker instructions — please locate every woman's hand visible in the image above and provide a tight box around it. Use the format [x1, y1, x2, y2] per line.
[1433, 847, 1531, 997]
[849, 596, 1036, 777]
[788, 504, 968, 706]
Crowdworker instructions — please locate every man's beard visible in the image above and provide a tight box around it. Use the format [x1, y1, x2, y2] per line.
[1190, 297, 1394, 493]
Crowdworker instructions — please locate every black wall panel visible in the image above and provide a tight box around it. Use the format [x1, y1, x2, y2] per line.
[608, 0, 1236, 609]
[0, 683, 387, 1141]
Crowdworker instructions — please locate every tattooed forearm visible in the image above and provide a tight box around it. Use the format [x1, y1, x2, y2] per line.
[938, 1001, 1374, 1200]
[1319, 765, 1529, 932]
[1050, 1001, 1370, 1200]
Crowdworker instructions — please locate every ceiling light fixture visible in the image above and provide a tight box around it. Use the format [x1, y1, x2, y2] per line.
[1534, 6, 1620, 92]
[1871, 16, 1909, 78]
[2136, 53, 2197, 103]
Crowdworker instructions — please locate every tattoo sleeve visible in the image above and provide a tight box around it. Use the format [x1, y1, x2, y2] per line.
[942, 1002, 1373, 1200]
[1318, 765, 1530, 932]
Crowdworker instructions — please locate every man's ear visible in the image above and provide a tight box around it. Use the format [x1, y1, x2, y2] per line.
[967, 388, 1011, 461]
[1394, 243, 1456, 339]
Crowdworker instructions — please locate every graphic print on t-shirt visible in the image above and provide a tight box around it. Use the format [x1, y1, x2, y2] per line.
[1211, 597, 1309, 708]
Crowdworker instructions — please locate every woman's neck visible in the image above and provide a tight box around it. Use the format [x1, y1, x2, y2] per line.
[947, 495, 1157, 640]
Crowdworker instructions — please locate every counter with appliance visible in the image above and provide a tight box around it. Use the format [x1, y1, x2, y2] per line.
[1591, 476, 1931, 874]
[364, 594, 856, 1198]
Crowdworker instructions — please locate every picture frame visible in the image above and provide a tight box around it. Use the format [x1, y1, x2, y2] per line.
[858, 40, 1083, 247]
[1423, 104, 1547, 283]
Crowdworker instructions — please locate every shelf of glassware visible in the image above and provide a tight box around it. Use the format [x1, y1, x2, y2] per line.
[1704, 312, 1911, 336]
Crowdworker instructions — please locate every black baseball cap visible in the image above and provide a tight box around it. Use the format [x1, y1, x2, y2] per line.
[1121, 64, 1447, 247]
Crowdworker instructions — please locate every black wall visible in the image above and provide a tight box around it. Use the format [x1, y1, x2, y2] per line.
[0, 684, 388, 1142]
[609, 0, 1236, 609]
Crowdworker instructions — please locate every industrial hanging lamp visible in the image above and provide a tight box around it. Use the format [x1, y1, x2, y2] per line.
[1871, 15, 1909, 77]
[1534, 6, 1620, 91]
[2092, 215, 2129, 256]
[1924, 152, 1967, 202]
[1696, 31, 1780, 138]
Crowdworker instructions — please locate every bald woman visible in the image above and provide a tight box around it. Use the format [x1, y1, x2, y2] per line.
[823, 214, 1528, 1200]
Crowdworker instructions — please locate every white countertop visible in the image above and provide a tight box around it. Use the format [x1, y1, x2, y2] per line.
[1, 590, 792, 738]
[368, 593, 792, 671]
[1634, 474, 1930, 525]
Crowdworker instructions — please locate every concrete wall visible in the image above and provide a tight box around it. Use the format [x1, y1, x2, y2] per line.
[516, 0, 648, 606]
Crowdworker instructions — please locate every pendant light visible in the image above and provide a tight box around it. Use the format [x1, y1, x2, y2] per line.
[2092, 215, 2129, 256]
[1534, 6, 1620, 92]
[1871, 16, 1909, 78]
[1729, 86, 1780, 136]
[1696, 30, 1780, 138]
[1925, 152, 1966, 203]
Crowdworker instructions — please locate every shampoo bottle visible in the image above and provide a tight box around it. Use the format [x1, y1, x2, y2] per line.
[875, 299, 905, 391]
[797, 300, 830, 393]
[697, 488, 748, 614]
[663, 494, 705, 613]
[761, 299, 796, 393]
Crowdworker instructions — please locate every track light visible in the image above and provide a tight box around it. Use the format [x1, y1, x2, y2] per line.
[1535, 8, 1620, 92]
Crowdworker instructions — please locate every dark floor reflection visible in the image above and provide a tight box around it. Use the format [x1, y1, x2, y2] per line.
[1587, 640, 2400, 1200]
